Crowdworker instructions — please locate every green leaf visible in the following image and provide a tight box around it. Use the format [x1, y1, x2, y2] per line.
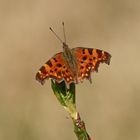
[51, 80, 76, 107]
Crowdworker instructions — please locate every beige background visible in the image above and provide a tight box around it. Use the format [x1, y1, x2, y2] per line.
[0, 0, 140, 140]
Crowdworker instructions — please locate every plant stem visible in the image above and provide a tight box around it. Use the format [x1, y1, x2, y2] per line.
[51, 80, 91, 140]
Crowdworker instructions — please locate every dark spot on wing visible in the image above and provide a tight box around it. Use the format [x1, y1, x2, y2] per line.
[96, 49, 102, 58]
[46, 60, 52, 67]
[88, 49, 93, 55]
[80, 66, 84, 69]
[40, 66, 46, 73]
[57, 63, 62, 67]
[82, 56, 87, 61]
[82, 49, 85, 54]
[53, 58, 58, 62]
[54, 68, 57, 71]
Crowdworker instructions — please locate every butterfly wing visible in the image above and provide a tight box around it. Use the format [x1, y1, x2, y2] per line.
[36, 52, 74, 85]
[72, 47, 111, 83]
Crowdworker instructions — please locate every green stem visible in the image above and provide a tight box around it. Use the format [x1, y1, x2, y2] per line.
[51, 80, 91, 140]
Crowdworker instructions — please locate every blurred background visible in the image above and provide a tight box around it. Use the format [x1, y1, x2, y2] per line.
[0, 0, 140, 140]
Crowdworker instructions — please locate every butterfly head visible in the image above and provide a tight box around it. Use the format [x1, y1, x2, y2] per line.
[62, 42, 70, 53]
[63, 42, 68, 48]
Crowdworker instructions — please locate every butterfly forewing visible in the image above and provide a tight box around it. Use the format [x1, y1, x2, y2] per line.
[36, 52, 75, 85]
[72, 47, 111, 82]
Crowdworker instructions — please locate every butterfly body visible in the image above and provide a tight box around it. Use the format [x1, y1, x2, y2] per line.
[62, 42, 79, 83]
[36, 41, 111, 85]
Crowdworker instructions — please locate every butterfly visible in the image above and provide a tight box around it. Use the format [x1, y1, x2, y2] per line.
[36, 23, 111, 86]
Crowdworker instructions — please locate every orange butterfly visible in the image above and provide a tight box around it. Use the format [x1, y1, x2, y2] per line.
[36, 23, 111, 85]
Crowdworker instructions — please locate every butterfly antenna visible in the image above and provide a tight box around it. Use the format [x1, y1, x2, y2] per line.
[62, 22, 66, 43]
[49, 27, 63, 44]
